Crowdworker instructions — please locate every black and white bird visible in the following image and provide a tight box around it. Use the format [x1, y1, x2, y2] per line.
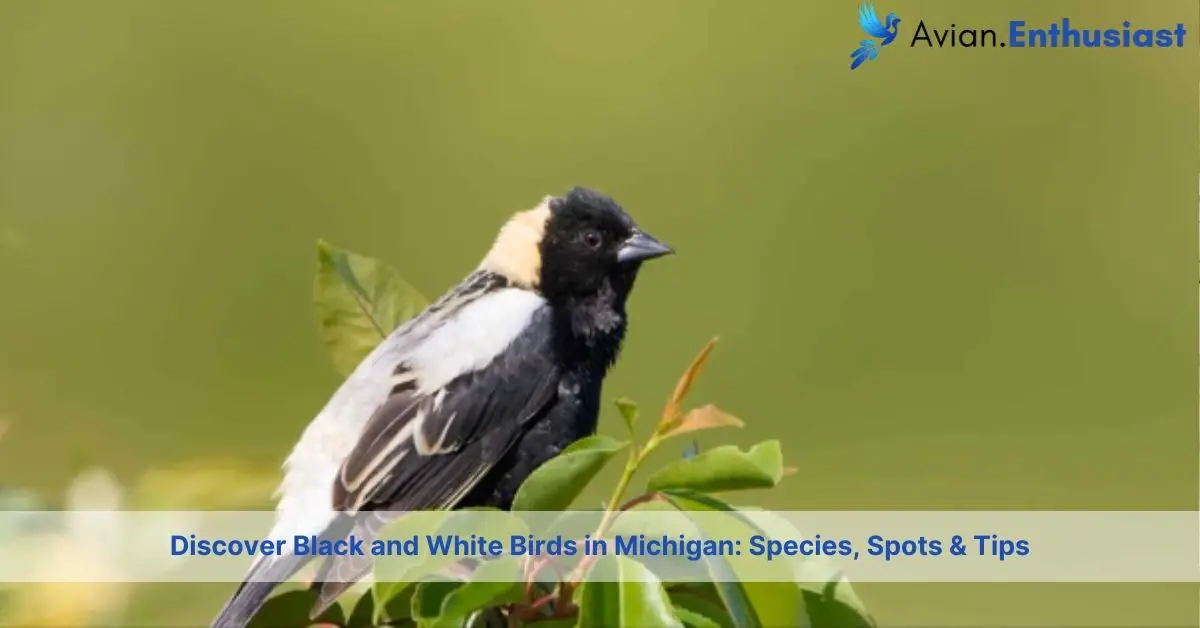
[212, 187, 672, 628]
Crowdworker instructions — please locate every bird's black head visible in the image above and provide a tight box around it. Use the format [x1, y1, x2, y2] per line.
[478, 186, 671, 340]
[477, 187, 670, 361]
[537, 187, 672, 306]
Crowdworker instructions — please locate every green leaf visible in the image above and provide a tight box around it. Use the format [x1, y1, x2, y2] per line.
[374, 511, 530, 624]
[511, 435, 628, 511]
[661, 491, 808, 628]
[609, 500, 703, 552]
[744, 510, 874, 628]
[578, 556, 684, 628]
[673, 605, 726, 628]
[425, 558, 524, 628]
[669, 588, 736, 628]
[668, 497, 874, 628]
[314, 240, 428, 376]
[412, 578, 465, 625]
[247, 589, 345, 628]
[373, 511, 456, 622]
[615, 397, 639, 436]
[346, 588, 376, 628]
[376, 585, 416, 625]
[646, 441, 783, 494]
[801, 578, 876, 628]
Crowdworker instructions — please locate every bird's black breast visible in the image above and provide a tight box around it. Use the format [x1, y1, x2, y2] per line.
[457, 302, 620, 512]
[458, 369, 603, 510]
[456, 277, 629, 511]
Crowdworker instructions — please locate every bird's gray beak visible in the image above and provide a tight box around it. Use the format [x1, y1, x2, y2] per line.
[616, 230, 673, 264]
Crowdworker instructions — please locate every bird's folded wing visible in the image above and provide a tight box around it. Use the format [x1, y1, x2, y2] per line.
[333, 322, 560, 513]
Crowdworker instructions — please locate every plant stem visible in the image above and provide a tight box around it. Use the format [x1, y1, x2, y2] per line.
[595, 436, 659, 540]
[594, 446, 641, 535]
[566, 431, 667, 589]
[529, 592, 558, 612]
[558, 400, 685, 616]
[618, 491, 663, 511]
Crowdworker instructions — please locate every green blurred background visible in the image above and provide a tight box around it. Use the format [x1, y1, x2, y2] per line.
[0, 0, 1195, 625]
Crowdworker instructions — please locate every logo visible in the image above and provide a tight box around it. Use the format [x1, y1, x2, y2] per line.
[850, 3, 901, 70]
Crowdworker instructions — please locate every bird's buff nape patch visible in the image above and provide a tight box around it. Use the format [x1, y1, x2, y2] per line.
[478, 196, 552, 288]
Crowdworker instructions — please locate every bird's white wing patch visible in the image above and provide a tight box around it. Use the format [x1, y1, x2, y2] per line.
[406, 288, 547, 393]
[269, 286, 545, 541]
[270, 343, 397, 541]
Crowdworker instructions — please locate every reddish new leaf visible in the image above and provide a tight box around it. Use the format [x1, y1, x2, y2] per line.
[662, 337, 719, 425]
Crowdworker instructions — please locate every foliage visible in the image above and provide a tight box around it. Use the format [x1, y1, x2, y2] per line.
[241, 242, 876, 628]
[314, 240, 429, 377]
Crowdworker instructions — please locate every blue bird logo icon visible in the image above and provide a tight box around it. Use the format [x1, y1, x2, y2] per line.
[850, 3, 901, 70]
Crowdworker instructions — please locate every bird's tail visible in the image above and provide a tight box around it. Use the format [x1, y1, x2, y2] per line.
[212, 514, 373, 628]
[850, 50, 869, 70]
[307, 511, 393, 616]
[211, 553, 311, 628]
[850, 40, 878, 70]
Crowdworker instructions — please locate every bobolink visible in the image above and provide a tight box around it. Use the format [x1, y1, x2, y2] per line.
[212, 187, 672, 628]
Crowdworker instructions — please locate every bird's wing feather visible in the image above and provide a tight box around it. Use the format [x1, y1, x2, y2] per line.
[333, 306, 560, 513]
[858, 3, 890, 39]
[851, 40, 878, 57]
[272, 274, 547, 545]
[850, 40, 878, 69]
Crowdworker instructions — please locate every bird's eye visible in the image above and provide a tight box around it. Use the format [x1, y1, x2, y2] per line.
[581, 229, 603, 250]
